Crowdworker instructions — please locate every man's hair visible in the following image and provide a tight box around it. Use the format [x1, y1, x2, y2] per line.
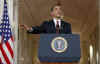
[50, 4, 61, 12]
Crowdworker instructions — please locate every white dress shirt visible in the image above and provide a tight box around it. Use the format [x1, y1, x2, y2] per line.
[53, 18, 61, 28]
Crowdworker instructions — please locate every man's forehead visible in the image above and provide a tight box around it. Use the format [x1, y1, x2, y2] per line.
[54, 6, 61, 8]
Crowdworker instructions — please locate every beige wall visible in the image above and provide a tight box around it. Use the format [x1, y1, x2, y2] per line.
[18, 0, 98, 64]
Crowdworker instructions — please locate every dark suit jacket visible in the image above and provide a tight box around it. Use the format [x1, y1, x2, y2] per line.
[27, 20, 72, 34]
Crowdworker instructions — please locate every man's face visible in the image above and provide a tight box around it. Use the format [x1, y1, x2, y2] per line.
[51, 6, 63, 19]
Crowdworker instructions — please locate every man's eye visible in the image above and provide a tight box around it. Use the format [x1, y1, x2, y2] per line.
[55, 8, 58, 10]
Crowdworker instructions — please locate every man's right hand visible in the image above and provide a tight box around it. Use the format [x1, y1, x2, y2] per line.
[19, 24, 30, 31]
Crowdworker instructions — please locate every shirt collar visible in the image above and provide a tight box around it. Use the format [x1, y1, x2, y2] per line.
[53, 18, 61, 27]
[53, 18, 61, 22]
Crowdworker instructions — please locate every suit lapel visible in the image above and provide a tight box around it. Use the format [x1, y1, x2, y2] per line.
[50, 19, 64, 33]
[51, 20, 56, 32]
[61, 20, 64, 29]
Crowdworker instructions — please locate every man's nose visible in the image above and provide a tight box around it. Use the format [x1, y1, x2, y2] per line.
[58, 10, 62, 13]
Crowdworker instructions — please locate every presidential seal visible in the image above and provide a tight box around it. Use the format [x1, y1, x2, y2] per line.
[51, 37, 68, 53]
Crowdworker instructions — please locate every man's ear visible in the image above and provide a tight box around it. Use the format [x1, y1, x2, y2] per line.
[50, 12, 54, 17]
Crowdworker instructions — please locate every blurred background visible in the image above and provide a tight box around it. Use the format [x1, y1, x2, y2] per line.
[16, 0, 99, 64]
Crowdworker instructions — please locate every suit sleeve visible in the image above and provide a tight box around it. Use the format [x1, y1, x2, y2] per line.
[64, 23, 72, 34]
[27, 21, 48, 34]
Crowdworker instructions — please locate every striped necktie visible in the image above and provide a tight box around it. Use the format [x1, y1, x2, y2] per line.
[56, 21, 60, 34]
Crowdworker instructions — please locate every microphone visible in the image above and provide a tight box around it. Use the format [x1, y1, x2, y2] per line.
[60, 15, 64, 20]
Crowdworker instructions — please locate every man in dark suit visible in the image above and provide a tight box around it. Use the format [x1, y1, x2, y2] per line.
[20, 4, 72, 34]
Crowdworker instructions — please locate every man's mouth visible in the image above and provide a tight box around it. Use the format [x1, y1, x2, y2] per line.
[56, 16, 61, 18]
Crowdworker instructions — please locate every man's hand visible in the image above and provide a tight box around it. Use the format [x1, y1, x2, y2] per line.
[19, 24, 30, 30]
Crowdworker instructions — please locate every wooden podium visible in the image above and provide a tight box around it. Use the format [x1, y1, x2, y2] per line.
[41, 62, 78, 64]
[29, 34, 80, 64]
[38, 34, 80, 64]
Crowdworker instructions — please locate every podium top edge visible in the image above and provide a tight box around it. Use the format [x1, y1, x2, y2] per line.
[40, 34, 80, 35]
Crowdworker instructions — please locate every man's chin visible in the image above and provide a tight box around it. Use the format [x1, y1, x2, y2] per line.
[56, 16, 61, 19]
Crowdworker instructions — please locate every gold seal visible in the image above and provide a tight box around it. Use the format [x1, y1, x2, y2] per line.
[51, 37, 68, 53]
